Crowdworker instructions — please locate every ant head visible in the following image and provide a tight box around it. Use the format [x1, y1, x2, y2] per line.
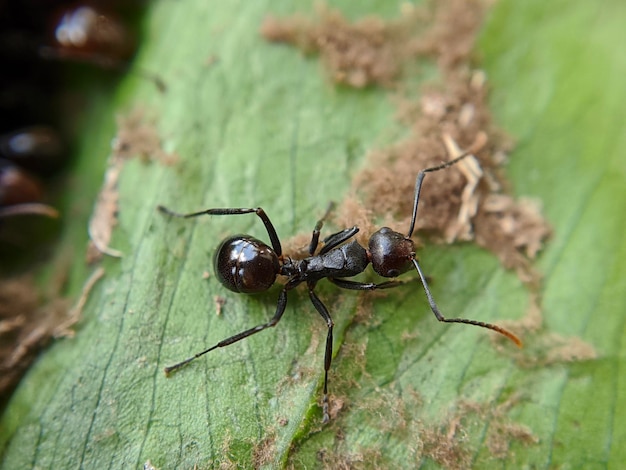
[214, 235, 280, 293]
[369, 227, 415, 278]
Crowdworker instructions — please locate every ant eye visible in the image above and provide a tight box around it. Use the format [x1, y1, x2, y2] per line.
[369, 227, 414, 278]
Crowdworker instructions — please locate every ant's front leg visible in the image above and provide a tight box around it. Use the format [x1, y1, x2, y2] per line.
[319, 227, 360, 255]
[308, 202, 336, 255]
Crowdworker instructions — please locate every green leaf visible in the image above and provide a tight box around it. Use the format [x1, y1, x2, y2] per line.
[1, 0, 625, 468]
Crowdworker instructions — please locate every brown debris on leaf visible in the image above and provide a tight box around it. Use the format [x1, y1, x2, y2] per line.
[355, 71, 551, 286]
[252, 433, 277, 468]
[213, 295, 226, 316]
[0, 269, 104, 403]
[0, 276, 51, 402]
[476, 195, 551, 285]
[262, 1, 551, 286]
[315, 447, 384, 470]
[494, 293, 597, 366]
[261, 4, 420, 88]
[469, 398, 539, 460]
[261, 0, 488, 88]
[88, 107, 178, 262]
[407, 0, 486, 73]
[420, 417, 471, 470]
[111, 107, 179, 165]
[87, 155, 123, 260]
[422, 398, 538, 468]
[52, 267, 105, 338]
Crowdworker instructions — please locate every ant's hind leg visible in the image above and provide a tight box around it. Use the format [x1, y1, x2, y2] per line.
[158, 205, 283, 256]
[164, 288, 289, 374]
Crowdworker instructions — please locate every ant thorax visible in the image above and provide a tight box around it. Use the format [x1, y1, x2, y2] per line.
[291, 240, 369, 284]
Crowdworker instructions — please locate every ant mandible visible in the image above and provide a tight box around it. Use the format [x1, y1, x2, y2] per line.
[159, 149, 522, 423]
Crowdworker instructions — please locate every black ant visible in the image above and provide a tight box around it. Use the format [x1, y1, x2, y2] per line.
[159, 150, 522, 423]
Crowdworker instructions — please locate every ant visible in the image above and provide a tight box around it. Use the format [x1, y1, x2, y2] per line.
[159, 149, 522, 423]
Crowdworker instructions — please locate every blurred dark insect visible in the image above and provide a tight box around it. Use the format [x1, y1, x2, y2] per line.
[0, 1, 150, 263]
[0, 0, 152, 410]
[0, 126, 65, 174]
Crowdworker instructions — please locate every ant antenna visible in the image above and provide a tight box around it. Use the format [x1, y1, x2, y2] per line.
[405, 135, 522, 346]
[407, 134, 487, 238]
[411, 257, 522, 346]
[406, 151, 471, 238]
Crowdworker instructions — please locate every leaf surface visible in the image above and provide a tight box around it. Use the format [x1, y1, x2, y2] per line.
[1, 0, 625, 468]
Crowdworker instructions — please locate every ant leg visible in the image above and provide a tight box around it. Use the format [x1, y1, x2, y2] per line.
[158, 205, 282, 256]
[164, 288, 289, 374]
[307, 283, 335, 423]
[309, 202, 336, 255]
[406, 151, 474, 238]
[411, 258, 522, 347]
[329, 278, 404, 291]
[319, 227, 360, 255]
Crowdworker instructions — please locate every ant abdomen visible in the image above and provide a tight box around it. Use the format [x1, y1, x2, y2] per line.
[214, 235, 280, 293]
[369, 227, 415, 278]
